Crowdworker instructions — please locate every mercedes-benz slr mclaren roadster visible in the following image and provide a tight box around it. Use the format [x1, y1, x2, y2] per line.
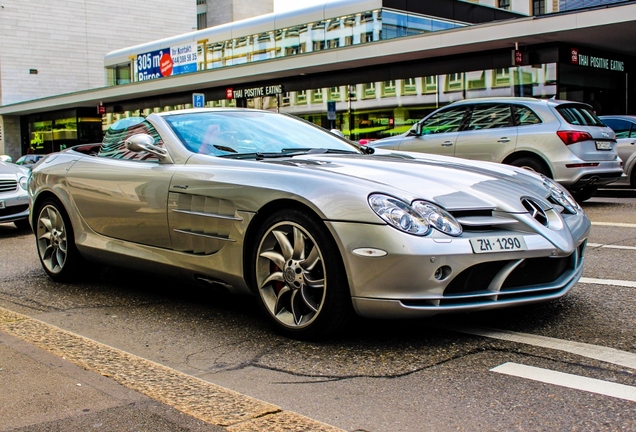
[28, 109, 590, 338]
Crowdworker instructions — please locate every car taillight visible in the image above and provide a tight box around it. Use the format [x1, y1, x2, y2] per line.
[556, 130, 593, 145]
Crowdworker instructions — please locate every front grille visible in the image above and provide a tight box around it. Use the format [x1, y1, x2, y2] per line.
[0, 179, 18, 193]
[444, 261, 510, 294]
[502, 256, 570, 289]
[445, 254, 574, 295]
[0, 204, 28, 217]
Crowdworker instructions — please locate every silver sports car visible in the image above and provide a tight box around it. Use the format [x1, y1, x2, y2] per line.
[29, 108, 590, 338]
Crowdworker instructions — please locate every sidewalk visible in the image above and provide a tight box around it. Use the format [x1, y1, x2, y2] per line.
[0, 306, 344, 432]
[0, 330, 223, 431]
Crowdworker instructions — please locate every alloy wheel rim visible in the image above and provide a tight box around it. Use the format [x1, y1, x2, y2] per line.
[256, 222, 326, 329]
[36, 205, 68, 274]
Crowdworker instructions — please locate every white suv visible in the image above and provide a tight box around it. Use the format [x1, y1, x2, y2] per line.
[370, 97, 623, 201]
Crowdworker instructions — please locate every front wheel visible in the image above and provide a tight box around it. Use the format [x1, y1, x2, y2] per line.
[252, 209, 352, 339]
[35, 198, 86, 282]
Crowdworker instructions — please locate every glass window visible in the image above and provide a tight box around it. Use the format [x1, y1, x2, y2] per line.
[362, 83, 376, 99]
[602, 118, 634, 138]
[423, 76, 437, 94]
[382, 80, 396, 97]
[421, 107, 467, 134]
[498, 0, 511, 10]
[467, 105, 513, 130]
[556, 105, 604, 126]
[197, 13, 207, 30]
[445, 73, 463, 92]
[513, 105, 542, 126]
[402, 77, 417, 95]
[492, 69, 511, 87]
[532, 0, 545, 15]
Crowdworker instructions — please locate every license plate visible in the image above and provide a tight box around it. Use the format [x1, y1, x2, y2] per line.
[595, 141, 612, 150]
[0, 200, 4, 209]
[470, 235, 527, 253]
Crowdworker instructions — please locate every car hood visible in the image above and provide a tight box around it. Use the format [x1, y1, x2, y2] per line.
[0, 161, 29, 178]
[274, 150, 550, 213]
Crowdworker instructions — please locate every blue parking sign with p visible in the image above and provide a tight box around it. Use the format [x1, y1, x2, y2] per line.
[193, 93, 205, 108]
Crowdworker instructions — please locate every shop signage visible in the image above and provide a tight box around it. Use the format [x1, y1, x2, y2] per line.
[227, 85, 284, 99]
[570, 48, 625, 72]
[137, 43, 198, 82]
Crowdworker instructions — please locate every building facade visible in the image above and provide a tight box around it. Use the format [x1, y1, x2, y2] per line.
[197, 0, 274, 29]
[0, 0, 196, 160]
[1, 0, 635, 158]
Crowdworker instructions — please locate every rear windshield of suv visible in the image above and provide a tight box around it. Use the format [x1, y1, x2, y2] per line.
[556, 104, 605, 127]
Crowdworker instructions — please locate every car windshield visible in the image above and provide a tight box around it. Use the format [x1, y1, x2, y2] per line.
[163, 110, 361, 158]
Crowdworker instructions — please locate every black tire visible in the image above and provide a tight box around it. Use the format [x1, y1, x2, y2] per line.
[251, 208, 352, 340]
[509, 157, 551, 177]
[34, 198, 88, 282]
[569, 186, 598, 203]
[630, 169, 636, 189]
[13, 218, 31, 231]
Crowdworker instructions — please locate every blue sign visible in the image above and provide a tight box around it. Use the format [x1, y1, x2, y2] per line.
[137, 48, 172, 82]
[193, 93, 205, 108]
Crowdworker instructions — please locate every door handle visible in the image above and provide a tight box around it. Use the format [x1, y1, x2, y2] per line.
[441, 141, 454, 147]
[497, 137, 511, 143]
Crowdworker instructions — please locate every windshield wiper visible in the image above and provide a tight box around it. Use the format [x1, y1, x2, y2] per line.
[218, 148, 361, 160]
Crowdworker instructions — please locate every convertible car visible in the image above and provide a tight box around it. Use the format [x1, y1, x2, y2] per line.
[29, 108, 590, 338]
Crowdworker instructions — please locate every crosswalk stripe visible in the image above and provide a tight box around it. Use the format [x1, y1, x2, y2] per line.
[491, 362, 636, 402]
[587, 242, 636, 251]
[591, 222, 636, 228]
[447, 326, 636, 370]
[579, 277, 636, 288]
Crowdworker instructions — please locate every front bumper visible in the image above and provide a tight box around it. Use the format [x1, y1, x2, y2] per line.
[0, 192, 30, 224]
[326, 213, 588, 319]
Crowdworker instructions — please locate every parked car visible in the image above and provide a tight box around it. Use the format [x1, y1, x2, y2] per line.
[15, 154, 45, 169]
[369, 97, 623, 201]
[0, 160, 30, 229]
[29, 108, 590, 338]
[599, 115, 636, 188]
[0, 155, 12, 163]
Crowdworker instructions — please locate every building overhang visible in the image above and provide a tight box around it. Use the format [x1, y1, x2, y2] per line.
[2, 3, 636, 116]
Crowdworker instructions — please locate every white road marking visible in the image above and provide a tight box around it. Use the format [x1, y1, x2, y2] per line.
[587, 242, 636, 251]
[448, 326, 636, 370]
[591, 221, 636, 228]
[491, 362, 636, 403]
[579, 277, 636, 288]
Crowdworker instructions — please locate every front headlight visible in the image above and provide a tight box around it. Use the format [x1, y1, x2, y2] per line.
[18, 176, 28, 191]
[368, 194, 462, 237]
[542, 176, 580, 214]
[412, 201, 463, 236]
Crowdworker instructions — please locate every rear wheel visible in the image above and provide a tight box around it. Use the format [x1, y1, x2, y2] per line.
[509, 156, 550, 177]
[35, 198, 87, 282]
[252, 209, 352, 339]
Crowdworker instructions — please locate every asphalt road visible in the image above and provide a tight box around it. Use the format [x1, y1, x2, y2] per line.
[1, 186, 635, 431]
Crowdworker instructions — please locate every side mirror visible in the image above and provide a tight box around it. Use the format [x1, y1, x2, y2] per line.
[125, 134, 168, 159]
[408, 123, 423, 137]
